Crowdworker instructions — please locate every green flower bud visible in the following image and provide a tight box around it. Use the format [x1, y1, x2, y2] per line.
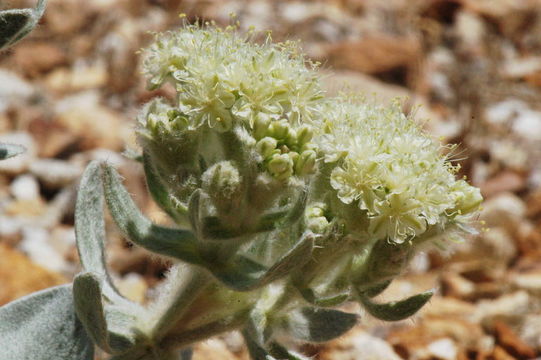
[269, 119, 290, 140]
[202, 161, 243, 213]
[253, 113, 271, 140]
[295, 150, 317, 176]
[256, 137, 278, 159]
[451, 180, 483, 215]
[296, 125, 314, 147]
[268, 153, 294, 180]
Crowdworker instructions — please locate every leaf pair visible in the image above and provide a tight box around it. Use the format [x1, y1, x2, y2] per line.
[0, 0, 47, 50]
[92, 160, 314, 292]
[243, 306, 358, 360]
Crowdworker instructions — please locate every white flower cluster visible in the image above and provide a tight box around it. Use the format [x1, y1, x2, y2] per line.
[314, 97, 482, 243]
[143, 24, 323, 133]
[140, 24, 482, 244]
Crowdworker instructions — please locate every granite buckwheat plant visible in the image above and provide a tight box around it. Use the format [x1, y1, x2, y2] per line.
[0, 22, 482, 360]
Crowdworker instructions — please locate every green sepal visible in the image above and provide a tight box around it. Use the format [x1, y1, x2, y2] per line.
[282, 307, 357, 343]
[100, 162, 203, 264]
[73, 272, 139, 354]
[0, 284, 94, 360]
[358, 290, 433, 321]
[297, 287, 349, 307]
[0, 142, 25, 160]
[0, 0, 47, 50]
[143, 152, 188, 224]
[210, 232, 314, 291]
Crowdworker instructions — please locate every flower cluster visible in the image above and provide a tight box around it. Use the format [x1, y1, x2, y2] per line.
[313, 97, 482, 243]
[140, 24, 323, 182]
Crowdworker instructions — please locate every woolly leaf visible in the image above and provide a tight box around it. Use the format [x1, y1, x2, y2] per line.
[76, 161, 132, 306]
[211, 232, 314, 291]
[101, 162, 203, 264]
[283, 307, 357, 343]
[242, 329, 276, 360]
[362, 280, 392, 298]
[73, 273, 110, 352]
[0, 142, 25, 160]
[297, 287, 349, 307]
[0, 284, 94, 360]
[242, 330, 310, 360]
[143, 152, 188, 224]
[73, 272, 139, 354]
[0, 0, 47, 50]
[359, 290, 433, 321]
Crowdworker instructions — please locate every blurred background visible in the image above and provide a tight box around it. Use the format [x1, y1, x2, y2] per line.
[1, 0, 541, 359]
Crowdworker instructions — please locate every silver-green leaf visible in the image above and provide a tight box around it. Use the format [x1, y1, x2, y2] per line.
[282, 307, 358, 343]
[0, 284, 94, 360]
[100, 162, 203, 264]
[359, 290, 433, 321]
[0, 0, 47, 50]
[0, 142, 25, 160]
[210, 232, 314, 291]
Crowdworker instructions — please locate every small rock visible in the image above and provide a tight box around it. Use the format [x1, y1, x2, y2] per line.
[321, 328, 402, 360]
[0, 243, 66, 305]
[323, 35, 421, 78]
[519, 315, 541, 350]
[493, 321, 537, 359]
[474, 291, 531, 326]
[193, 338, 240, 360]
[481, 171, 527, 198]
[54, 91, 126, 150]
[0, 70, 35, 112]
[441, 272, 476, 299]
[512, 108, 541, 142]
[45, 62, 108, 94]
[29, 159, 82, 188]
[12, 42, 67, 77]
[10, 174, 40, 201]
[480, 192, 526, 229]
[19, 227, 68, 274]
[49, 226, 76, 258]
[115, 273, 148, 303]
[426, 338, 457, 360]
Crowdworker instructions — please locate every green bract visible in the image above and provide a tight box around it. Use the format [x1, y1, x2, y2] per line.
[0, 23, 482, 360]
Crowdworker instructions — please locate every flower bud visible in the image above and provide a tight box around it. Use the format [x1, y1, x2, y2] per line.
[451, 180, 483, 215]
[268, 153, 294, 180]
[269, 119, 289, 140]
[253, 113, 271, 140]
[295, 150, 317, 176]
[202, 161, 243, 213]
[296, 125, 314, 147]
[256, 137, 278, 159]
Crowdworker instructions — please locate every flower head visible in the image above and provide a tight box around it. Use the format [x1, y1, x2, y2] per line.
[314, 97, 482, 243]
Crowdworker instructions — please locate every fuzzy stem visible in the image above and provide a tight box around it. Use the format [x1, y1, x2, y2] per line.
[149, 266, 212, 340]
